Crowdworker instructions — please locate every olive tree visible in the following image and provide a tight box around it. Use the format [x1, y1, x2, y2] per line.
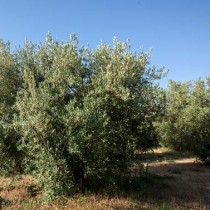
[11, 34, 165, 198]
[156, 79, 210, 161]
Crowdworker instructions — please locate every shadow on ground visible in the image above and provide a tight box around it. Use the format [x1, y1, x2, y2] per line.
[133, 156, 210, 209]
[137, 149, 193, 163]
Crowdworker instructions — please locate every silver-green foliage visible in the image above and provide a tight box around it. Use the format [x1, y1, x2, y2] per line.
[1, 34, 164, 198]
[156, 79, 210, 161]
[0, 40, 21, 175]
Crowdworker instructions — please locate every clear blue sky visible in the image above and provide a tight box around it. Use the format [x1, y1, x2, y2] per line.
[0, 0, 210, 87]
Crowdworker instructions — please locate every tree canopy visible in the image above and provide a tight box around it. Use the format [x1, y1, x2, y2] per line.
[0, 34, 165, 199]
[156, 78, 210, 161]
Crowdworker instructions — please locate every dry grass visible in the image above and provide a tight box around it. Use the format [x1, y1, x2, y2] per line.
[1, 149, 210, 210]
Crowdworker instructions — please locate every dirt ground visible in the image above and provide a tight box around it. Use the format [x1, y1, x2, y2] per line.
[145, 156, 210, 209]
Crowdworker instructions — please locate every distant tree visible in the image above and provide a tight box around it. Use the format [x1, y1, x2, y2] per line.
[156, 78, 210, 161]
[155, 80, 191, 150]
